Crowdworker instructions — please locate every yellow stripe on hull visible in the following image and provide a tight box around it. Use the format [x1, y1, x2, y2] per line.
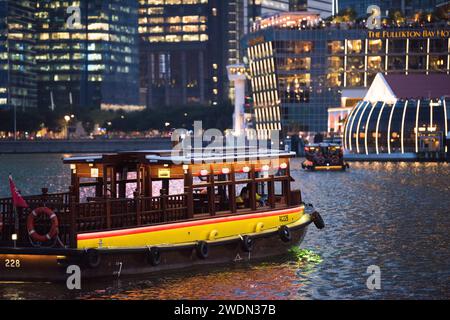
[77, 206, 306, 249]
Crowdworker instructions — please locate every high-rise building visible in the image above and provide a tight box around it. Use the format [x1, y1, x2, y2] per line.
[36, 0, 141, 111]
[244, 12, 450, 138]
[138, 0, 289, 109]
[138, 0, 223, 108]
[0, 0, 37, 110]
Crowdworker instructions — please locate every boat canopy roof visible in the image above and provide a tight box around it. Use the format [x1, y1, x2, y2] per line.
[63, 148, 296, 165]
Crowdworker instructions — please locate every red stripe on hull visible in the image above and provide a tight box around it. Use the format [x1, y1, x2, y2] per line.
[77, 207, 302, 241]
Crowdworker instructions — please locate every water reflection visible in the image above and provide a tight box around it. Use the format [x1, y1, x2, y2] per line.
[0, 155, 449, 299]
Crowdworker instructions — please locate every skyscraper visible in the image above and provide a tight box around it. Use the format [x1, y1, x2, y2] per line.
[0, 0, 37, 110]
[36, 0, 141, 111]
[138, 0, 290, 109]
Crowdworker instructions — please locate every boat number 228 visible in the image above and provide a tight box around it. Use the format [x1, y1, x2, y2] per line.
[4, 259, 21, 268]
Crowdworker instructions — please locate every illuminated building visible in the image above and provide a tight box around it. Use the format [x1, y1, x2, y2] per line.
[338, 0, 449, 17]
[290, 0, 335, 18]
[138, 0, 289, 108]
[227, 1, 289, 101]
[36, 0, 141, 111]
[0, 0, 37, 110]
[138, 0, 221, 107]
[244, 12, 450, 139]
[344, 73, 449, 160]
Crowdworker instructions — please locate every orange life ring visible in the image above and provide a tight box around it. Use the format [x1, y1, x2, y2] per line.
[27, 207, 59, 242]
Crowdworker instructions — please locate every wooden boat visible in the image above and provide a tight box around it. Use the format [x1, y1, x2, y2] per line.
[302, 143, 349, 171]
[0, 148, 324, 282]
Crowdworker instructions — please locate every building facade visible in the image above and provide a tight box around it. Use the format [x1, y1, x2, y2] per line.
[138, 0, 289, 109]
[338, 0, 449, 17]
[290, 0, 336, 18]
[36, 0, 141, 111]
[244, 13, 450, 139]
[344, 73, 449, 159]
[0, 0, 37, 110]
[138, 0, 223, 108]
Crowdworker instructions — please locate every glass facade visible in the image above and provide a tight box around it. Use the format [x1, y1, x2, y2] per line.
[0, 0, 37, 110]
[138, 0, 222, 107]
[245, 21, 450, 137]
[344, 98, 450, 155]
[36, 0, 140, 110]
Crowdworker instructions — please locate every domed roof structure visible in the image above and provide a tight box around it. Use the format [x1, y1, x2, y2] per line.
[344, 73, 449, 157]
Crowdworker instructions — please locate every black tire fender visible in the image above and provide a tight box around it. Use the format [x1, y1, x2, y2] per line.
[84, 248, 101, 269]
[147, 247, 161, 266]
[196, 241, 209, 259]
[311, 211, 325, 229]
[278, 225, 292, 243]
[241, 235, 254, 252]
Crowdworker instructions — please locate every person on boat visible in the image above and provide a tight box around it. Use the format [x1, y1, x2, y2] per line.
[236, 184, 265, 208]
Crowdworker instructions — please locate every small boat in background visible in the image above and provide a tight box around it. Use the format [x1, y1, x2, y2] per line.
[302, 143, 349, 171]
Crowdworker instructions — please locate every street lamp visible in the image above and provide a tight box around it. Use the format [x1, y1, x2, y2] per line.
[64, 115, 71, 139]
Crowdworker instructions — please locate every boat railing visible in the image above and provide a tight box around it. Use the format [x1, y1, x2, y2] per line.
[73, 193, 189, 235]
[0, 190, 72, 247]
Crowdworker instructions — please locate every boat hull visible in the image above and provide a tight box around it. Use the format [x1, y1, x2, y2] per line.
[0, 220, 310, 282]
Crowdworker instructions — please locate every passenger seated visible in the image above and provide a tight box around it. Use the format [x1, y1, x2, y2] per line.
[236, 184, 266, 208]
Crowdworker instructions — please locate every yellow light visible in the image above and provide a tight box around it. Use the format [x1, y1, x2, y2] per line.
[242, 166, 250, 173]
[200, 169, 209, 176]
[222, 168, 230, 174]
[90, 168, 99, 178]
[11, 234, 17, 241]
[280, 163, 288, 169]
[70, 164, 76, 170]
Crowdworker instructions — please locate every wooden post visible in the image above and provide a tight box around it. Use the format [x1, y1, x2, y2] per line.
[111, 167, 117, 199]
[285, 161, 291, 206]
[249, 164, 257, 211]
[95, 178, 103, 198]
[41, 188, 48, 207]
[268, 175, 275, 209]
[146, 165, 152, 197]
[136, 165, 141, 197]
[106, 199, 111, 229]
[208, 165, 215, 216]
[69, 196, 77, 248]
[103, 165, 108, 198]
[135, 194, 142, 226]
[160, 188, 167, 222]
[118, 167, 127, 199]
[228, 164, 237, 213]
[184, 168, 194, 219]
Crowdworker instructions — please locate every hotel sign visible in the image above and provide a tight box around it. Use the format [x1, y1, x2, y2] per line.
[368, 30, 450, 39]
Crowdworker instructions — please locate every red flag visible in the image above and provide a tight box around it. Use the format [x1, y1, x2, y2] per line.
[9, 175, 28, 208]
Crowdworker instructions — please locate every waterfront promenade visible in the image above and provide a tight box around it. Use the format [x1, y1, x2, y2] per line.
[0, 138, 172, 154]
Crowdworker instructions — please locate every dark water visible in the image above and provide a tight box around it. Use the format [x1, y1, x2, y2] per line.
[0, 154, 449, 300]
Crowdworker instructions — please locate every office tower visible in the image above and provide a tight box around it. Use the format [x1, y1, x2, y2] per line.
[138, 0, 224, 108]
[36, 0, 141, 111]
[0, 0, 37, 110]
[138, 0, 290, 109]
